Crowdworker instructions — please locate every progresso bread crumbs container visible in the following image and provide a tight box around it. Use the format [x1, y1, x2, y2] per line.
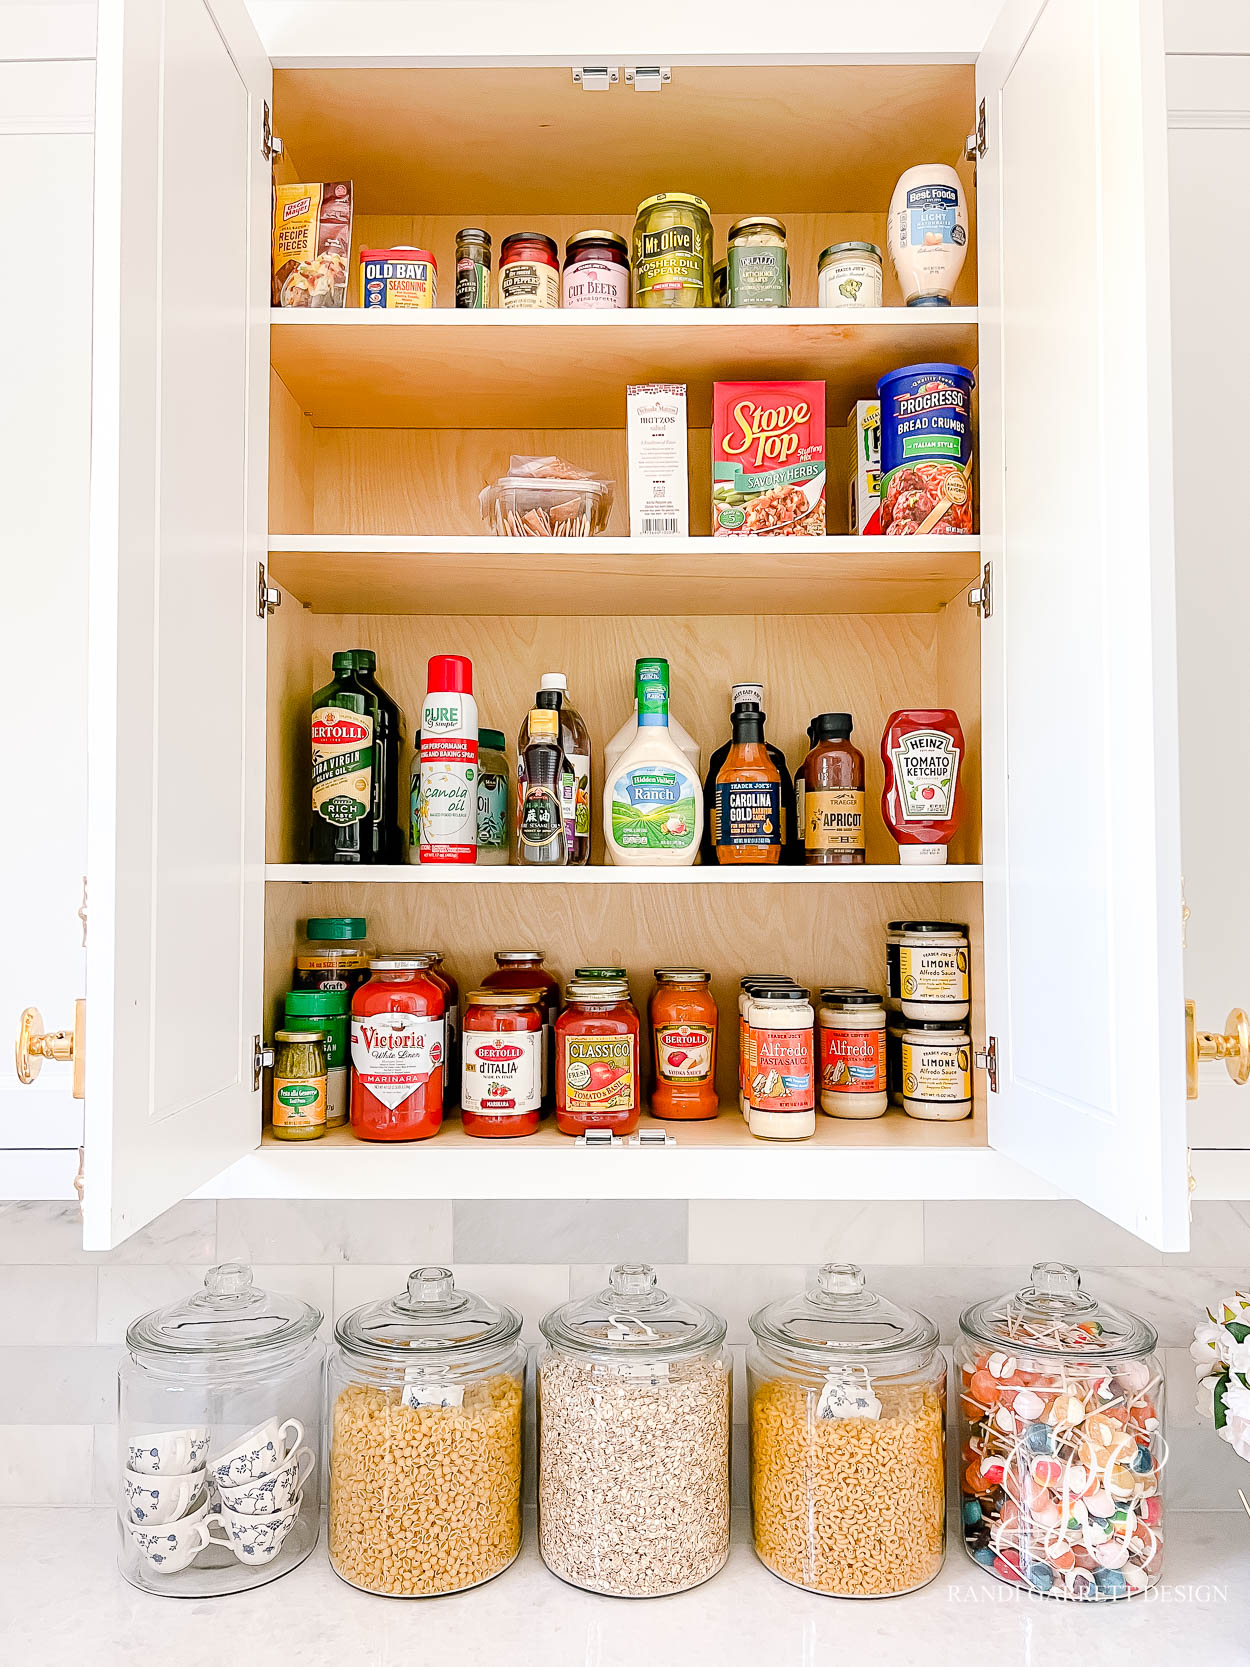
[633, 192, 713, 308]
[328, 1267, 525, 1597]
[957, 1263, 1164, 1601]
[877, 363, 975, 536]
[748, 1264, 946, 1597]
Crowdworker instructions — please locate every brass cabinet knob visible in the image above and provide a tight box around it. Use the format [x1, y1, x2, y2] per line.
[15, 1003, 85, 1098]
[1185, 1000, 1250, 1100]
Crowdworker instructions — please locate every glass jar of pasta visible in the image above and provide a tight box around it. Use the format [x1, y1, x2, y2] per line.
[957, 1262, 1164, 1601]
[747, 1263, 946, 1597]
[327, 1267, 525, 1597]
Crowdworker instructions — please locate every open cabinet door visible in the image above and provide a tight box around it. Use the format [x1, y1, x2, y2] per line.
[84, 0, 271, 1248]
[978, 0, 1187, 1248]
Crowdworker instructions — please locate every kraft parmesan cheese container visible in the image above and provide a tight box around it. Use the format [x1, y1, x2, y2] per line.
[360, 247, 437, 309]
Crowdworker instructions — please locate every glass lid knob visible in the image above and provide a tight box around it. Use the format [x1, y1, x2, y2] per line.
[1030, 1261, 1080, 1297]
[203, 1263, 254, 1301]
[818, 1263, 865, 1297]
[407, 1267, 455, 1305]
[609, 1263, 657, 1296]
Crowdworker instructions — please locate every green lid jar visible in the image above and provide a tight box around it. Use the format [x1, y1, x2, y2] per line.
[295, 917, 375, 995]
[285, 989, 349, 1127]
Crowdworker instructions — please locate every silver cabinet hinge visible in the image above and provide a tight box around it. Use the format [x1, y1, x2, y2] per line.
[575, 1128, 677, 1148]
[571, 67, 619, 90]
[964, 98, 987, 163]
[262, 100, 284, 162]
[257, 563, 282, 619]
[253, 1035, 275, 1091]
[975, 1036, 998, 1093]
[968, 561, 993, 619]
[625, 66, 671, 92]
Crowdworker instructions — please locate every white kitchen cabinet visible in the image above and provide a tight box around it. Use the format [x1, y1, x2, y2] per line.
[76, 0, 1189, 1248]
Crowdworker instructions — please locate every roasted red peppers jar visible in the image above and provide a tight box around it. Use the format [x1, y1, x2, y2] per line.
[499, 232, 559, 309]
[350, 958, 445, 1140]
[555, 980, 640, 1136]
[561, 229, 630, 309]
[461, 989, 544, 1138]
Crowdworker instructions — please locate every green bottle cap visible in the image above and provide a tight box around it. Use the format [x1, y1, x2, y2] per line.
[285, 989, 350, 1016]
[635, 657, 670, 726]
[306, 916, 367, 941]
[479, 728, 506, 752]
[352, 649, 377, 673]
[331, 651, 355, 672]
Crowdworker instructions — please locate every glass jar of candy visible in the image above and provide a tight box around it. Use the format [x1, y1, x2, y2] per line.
[956, 1261, 1164, 1600]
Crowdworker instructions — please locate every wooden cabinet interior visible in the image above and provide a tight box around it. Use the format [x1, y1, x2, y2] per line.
[261, 59, 986, 1155]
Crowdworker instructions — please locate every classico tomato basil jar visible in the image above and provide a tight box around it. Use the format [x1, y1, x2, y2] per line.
[555, 980, 640, 1136]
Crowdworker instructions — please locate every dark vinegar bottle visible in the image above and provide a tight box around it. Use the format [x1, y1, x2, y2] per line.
[309, 651, 379, 864]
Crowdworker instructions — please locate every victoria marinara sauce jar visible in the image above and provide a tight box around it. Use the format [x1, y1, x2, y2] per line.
[350, 958, 445, 1140]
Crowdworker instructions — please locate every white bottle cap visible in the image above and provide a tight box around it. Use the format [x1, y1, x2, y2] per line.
[898, 844, 949, 865]
[540, 672, 568, 692]
[731, 682, 764, 708]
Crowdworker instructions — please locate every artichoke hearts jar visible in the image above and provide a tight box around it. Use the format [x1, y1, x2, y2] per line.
[633, 192, 713, 308]
[957, 1262, 1164, 1600]
[328, 1267, 525, 1597]
[538, 1264, 731, 1596]
[748, 1263, 946, 1597]
[727, 216, 788, 308]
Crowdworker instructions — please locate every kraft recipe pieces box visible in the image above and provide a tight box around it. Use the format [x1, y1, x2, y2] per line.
[711, 381, 826, 536]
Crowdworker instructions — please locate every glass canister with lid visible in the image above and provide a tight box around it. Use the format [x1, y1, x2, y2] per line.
[957, 1262, 1164, 1601]
[328, 1266, 525, 1597]
[118, 1264, 324, 1596]
[538, 1264, 731, 1596]
[747, 1263, 946, 1597]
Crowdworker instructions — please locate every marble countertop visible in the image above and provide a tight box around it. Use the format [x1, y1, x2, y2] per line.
[3, 1509, 1245, 1664]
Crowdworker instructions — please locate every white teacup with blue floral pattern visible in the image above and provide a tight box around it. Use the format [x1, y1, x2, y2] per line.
[217, 1446, 313, 1517]
[126, 1427, 210, 1476]
[215, 1496, 302, 1564]
[123, 1464, 207, 1525]
[209, 1416, 304, 1490]
[127, 1498, 229, 1574]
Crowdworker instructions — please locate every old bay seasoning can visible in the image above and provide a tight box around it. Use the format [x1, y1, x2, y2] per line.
[360, 246, 437, 308]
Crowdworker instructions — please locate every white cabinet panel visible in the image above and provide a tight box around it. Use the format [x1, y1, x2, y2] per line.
[978, 0, 1188, 1247]
[84, 0, 270, 1248]
[1168, 61, 1250, 1148]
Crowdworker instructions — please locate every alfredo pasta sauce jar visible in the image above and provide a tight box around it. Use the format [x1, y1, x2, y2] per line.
[876, 364, 974, 536]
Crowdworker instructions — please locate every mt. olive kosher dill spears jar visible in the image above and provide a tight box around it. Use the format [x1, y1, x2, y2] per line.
[633, 192, 714, 308]
[538, 1264, 731, 1595]
[328, 1267, 525, 1597]
[748, 1264, 946, 1597]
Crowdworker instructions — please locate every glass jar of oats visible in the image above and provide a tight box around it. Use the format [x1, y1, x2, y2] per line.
[328, 1267, 525, 1597]
[747, 1263, 946, 1597]
[538, 1264, 731, 1597]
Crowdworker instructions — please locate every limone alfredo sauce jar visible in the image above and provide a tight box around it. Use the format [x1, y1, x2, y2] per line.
[886, 920, 970, 1020]
[901, 1018, 971, 1121]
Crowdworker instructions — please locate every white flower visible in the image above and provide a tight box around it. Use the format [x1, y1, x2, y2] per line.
[1196, 1372, 1222, 1421]
[1226, 1339, 1250, 1373]
[1222, 1377, 1250, 1422]
[1223, 1417, 1250, 1463]
[1191, 1322, 1222, 1367]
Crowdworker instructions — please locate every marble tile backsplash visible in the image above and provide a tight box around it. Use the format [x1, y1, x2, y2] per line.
[0, 1198, 1248, 1507]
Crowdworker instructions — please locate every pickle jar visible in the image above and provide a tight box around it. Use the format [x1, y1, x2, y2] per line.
[747, 1263, 946, 1597]
[538, 1264, 731, 1596]
[117, 1264, 324, 1597]
[632, 192, 714, 308]
[327, 1266, 525, 1597]
[957, 1262, 1164, 1601]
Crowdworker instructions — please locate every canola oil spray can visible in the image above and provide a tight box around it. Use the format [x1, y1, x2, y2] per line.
[418, 655, 478, 863]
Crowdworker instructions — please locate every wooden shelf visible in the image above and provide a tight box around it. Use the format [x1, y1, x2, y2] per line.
[195, 1106, 1063, 1203]
[269, 308, 979, 429]
[268, 535, 982, 616]
[266, 864, 984, 885]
